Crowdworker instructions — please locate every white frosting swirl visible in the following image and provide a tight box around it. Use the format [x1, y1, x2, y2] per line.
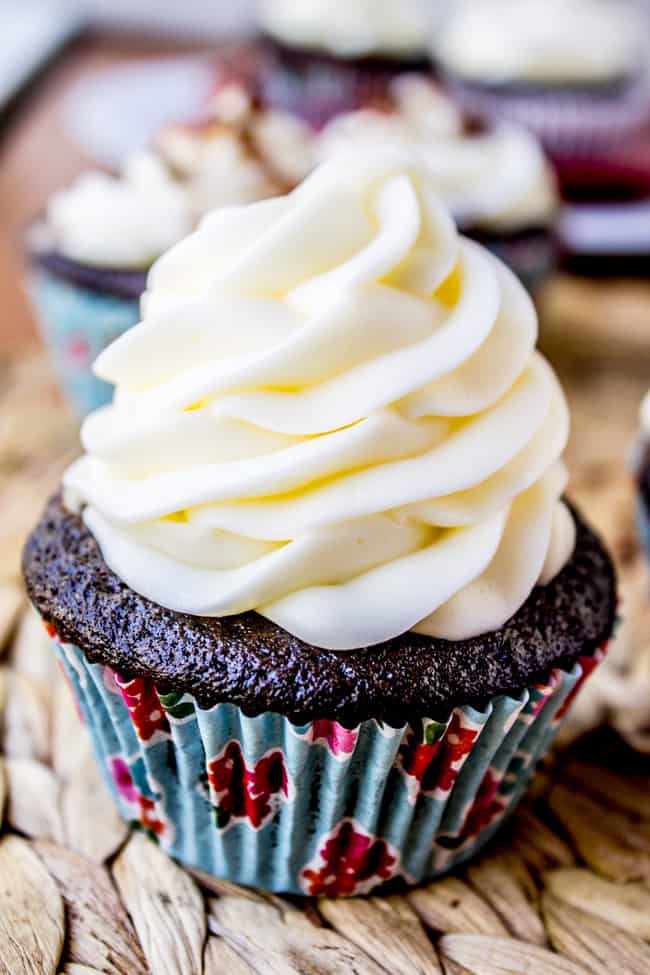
[47, 152, 192, 268]
[318, 78, 557, 231]
[64, 152, 574, 651]
[258, 0, 430, 58]
[435, 0, 645, 85]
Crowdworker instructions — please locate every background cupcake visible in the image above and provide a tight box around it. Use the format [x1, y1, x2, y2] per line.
[433, 0, 650, 159]
[256, 0, 435, 127]
[317, 77, 559, 290]
[24, 153, 615, 895]
[25, 86, 308, 417]
[26, 153, 190, 417]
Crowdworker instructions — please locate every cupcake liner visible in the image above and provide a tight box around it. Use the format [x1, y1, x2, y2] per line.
[47, 623, 606, 895]
[445, 75, 650, 157]
[26, 267, 140, 417]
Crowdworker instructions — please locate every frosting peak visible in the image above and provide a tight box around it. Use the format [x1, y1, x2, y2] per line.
[64, 152, 574, 650]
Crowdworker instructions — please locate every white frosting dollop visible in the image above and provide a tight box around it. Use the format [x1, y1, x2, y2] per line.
[64, 151, 574, 651]
[258, 0, 430, 58]
[435, 0, 645, 85]
[47, 86, 311, 270]
[47, 153, 193, 268]
[318, 77, 557, 231]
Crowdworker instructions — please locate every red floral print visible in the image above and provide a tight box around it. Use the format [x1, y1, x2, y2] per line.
[207, 741, 292, 830]
[524, 671, 561, 723]
[458, 769, 506, 840]
[43, 621, 59, 641]
[66, 335, 91, 366]
[296, 720, 358, 759]
[112, 756, 138, 802]
[110, 757, 166, 839]
[115, 674, 170, 742]
[397, 712, 480, 802]
[555, 642, 607, 721]
[301, 819, 398, 897]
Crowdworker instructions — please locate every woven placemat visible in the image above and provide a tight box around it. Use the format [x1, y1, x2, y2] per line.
[0, 349, 650, 974]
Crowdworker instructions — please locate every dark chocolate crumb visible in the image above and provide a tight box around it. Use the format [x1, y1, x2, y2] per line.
[23, 493, 616, 727]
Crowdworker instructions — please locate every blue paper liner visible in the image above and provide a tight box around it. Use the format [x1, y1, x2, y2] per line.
[48, 625, 604, 896]
[26, 268, 140, 417]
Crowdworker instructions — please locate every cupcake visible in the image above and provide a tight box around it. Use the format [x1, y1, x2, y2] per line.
[23, 152, 616, 895]
[256, 0, 434, 127]
[433, 0, 650, 157]
[317, 77, 558, 290]
[26, 86, 308, 417]
[26, 153, 190, 416]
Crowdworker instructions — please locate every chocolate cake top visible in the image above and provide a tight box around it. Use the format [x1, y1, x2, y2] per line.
[24, 493, 616, 727]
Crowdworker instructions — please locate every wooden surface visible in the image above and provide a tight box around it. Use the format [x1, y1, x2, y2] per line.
[1, 33, 650, 975]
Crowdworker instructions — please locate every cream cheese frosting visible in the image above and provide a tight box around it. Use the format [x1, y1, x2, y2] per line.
[434, 0, 645, 85]
[46, 152, 193, 268]
[258, 0, 430, 59]
[317, 77, 557, 232]
[64, 151, 574, 651]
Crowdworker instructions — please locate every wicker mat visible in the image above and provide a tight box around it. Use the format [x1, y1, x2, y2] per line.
[0, 349, 650, 975]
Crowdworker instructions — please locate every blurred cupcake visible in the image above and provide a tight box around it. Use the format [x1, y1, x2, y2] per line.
[256, 0, 434, 127]
[24, 152, 615, 895]
[554, 129, 650, 276]
[26, 153, 190, 417]
[26, 87, 307, 416]
[318, 77, 558, 289]
[434, 0, 650, 157]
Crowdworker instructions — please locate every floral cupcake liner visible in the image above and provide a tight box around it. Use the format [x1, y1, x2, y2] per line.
[26, 268, 141, 417]
[445, 76, 650, 157]
[48, 623, 606, 896]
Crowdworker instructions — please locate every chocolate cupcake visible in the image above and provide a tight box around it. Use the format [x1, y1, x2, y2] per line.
[24, 152, 615, 895]
[256, 0, 434, 127]
[317, 77, 558, 291]
[433, 0, 650, 158]
[26, 89, 305, 417]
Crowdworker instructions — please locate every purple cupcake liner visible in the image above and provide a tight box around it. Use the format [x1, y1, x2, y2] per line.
[445, 74, 650, 157]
